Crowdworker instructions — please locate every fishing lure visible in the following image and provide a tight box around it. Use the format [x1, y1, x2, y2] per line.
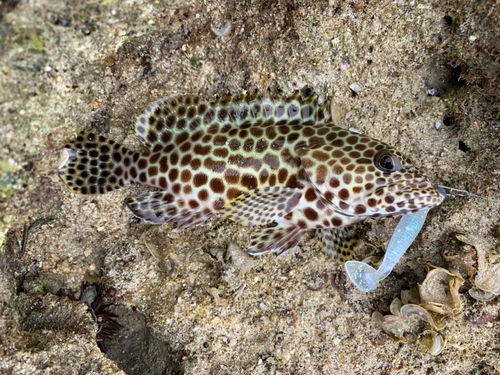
[59, 92, 446, 289]
[346, 207, 430, 292]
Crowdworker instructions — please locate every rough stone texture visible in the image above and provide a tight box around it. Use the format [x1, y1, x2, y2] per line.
[1, 0, 499, 374]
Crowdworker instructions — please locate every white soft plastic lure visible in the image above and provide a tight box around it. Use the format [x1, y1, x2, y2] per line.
[345, 208, 430, 292]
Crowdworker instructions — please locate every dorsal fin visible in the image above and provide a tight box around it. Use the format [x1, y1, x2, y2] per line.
[133, 92, 331, 152]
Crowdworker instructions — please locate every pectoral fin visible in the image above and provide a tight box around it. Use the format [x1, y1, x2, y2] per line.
[220, 187, 303, 226]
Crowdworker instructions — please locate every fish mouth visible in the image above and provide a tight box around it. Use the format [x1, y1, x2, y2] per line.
[363, 178, 443, 214]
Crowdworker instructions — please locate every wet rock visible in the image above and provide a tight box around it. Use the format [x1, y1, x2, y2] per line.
[457, 234, 500, 301]
[226, 243, 258, 274]
[103, 305, 179, 375]
[39, 271, 64, 295]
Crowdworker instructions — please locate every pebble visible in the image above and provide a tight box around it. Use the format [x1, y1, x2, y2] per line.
[39, 272, 63, 295]
[60, 18, 71, 27]
[435, 122, 441, 129]
[494, 225, 500, 238]
[349, 82, 362, 93]
[227, 243, 258, 273]
[104, 56, 114, 67]
[49, 14, 60, 25]
[61, 260, 70, 273]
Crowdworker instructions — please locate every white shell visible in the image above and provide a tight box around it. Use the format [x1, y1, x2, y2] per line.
[211, 21, 231, 37]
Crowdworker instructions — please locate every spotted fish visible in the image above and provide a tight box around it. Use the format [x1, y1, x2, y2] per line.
[59, 92, 445, 261]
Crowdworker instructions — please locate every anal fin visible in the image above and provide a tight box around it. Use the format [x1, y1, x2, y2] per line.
[221, 187, 302, 226]
[315, 224, 364, 263]
[248, 225, 303, 256]
[125, 192, 212, 229]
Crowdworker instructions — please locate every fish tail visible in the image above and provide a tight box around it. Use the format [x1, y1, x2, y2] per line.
[58, 131, 136, 195]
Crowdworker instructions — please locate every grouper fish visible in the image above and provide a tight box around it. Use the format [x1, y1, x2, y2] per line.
[58, 92, 445, 268]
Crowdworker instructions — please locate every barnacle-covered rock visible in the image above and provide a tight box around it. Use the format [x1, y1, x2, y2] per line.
[456, 234, 500, 301]
[418, 265, 464, 319]
[372, 264, 463, 352]
[418, 330, 446, 356]
[468, 288, 496, 302]
[372, 297, 445, 340]
[372, 309, 410, 341]
[399, 304, 446, 330]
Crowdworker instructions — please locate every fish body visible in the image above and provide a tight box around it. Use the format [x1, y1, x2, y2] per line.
[59, 92, 445, 259]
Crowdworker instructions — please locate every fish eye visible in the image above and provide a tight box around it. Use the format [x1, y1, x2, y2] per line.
[374, 150, 401, 172]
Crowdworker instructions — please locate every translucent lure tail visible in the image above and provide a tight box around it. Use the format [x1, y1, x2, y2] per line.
[59, 131, 136, 195]
[345, 208, 430, 292]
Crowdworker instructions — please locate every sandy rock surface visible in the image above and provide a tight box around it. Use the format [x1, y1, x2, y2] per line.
[1, 0, 499, 374]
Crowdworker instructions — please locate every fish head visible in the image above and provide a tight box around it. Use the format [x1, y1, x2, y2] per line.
[360, 147, 445, 218]
[299, 129, 446, 219]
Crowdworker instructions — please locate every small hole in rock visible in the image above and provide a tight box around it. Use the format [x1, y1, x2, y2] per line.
[300, 86, 313, 98]
[443, 15, 453, 26]
[443, 115, 453, 126]
[449, 66, 467, 88]
[458, 141, 471, 152]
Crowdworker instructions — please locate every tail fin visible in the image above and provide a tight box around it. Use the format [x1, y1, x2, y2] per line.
[58, 131, 134, 195]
